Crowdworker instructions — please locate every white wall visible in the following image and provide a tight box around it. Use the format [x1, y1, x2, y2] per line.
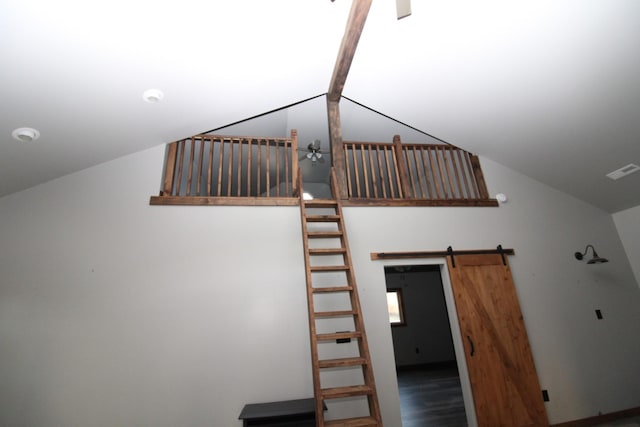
[345, 158, 640, 425]
[1, 148, 639, 426]
[613, 204, 640, 287]
[0, 146, 313, 427]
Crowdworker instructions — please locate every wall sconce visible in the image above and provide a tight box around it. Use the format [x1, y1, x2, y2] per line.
[574, 244, 609, 264]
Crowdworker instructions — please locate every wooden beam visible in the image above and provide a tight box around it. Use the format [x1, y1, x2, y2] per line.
[327, 100, 348, 199]
[327, 0, 373, 102]
[341, 198, 499, 207]
[149, 196, 299, 206]
[370, 248, 515, 261]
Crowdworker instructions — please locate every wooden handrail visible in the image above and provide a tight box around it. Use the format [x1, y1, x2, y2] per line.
[152, 130, 496, 207]
[154, 130, 298, 202]
[342, 137, 495, 205]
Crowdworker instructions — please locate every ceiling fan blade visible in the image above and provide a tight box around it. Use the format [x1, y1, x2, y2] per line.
[396, 0, 411, 20]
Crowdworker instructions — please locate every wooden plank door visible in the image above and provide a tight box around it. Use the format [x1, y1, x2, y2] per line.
[447, 253, 548, 427]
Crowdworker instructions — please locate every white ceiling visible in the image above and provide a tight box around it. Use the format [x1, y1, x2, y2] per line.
[2, 0, 639, 213]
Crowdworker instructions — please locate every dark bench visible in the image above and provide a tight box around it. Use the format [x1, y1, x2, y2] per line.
[238, 398, 323, 427]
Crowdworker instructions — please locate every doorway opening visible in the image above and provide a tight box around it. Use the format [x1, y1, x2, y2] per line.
[384, 264, 468, 427]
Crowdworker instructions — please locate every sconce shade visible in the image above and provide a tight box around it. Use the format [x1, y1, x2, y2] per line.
[575, 244, 609, 264]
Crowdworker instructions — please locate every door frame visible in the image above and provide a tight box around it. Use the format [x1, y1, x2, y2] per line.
[379, 257, 478, 427]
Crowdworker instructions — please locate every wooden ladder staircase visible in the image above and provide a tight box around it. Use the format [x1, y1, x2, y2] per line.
[299, 174, 383, 427]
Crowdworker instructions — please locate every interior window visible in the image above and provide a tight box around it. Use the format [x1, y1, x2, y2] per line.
[386, 289, 406, 326]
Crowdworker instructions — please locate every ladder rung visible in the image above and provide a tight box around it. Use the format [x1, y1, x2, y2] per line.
[305, 199, 338, 208]
[306, 215, 340, 223]
[312, 286, 352, 293]
[308, 248, 347, 255]
[317, 331, 362, 341]
[318, 357, 367, 368]
[307, 231, 343, 238]
[321, 385, 372, 399]
[311, 265, 349, 272]
[324, 416, 379, 426]
[314, 310, 356, 317]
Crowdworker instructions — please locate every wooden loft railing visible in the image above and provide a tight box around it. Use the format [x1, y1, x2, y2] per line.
[150, 130, 496, 207]
[150, 130, 300, 206]
[341, 135, 497, 207]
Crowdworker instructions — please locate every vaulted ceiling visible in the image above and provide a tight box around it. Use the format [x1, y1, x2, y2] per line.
[2, 0, 639, 212]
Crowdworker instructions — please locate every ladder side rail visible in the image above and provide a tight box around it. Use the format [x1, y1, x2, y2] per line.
[297, 169, 325, 426]
[329, 168, 383, 424]
[332, 197, 383, 424]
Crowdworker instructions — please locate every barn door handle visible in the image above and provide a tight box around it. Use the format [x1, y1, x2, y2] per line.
[467, 335, 475, 357]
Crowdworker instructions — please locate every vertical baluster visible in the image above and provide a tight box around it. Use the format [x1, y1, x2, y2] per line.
[257, 139, 262, 197]
[217, 138, 224, 196]
[375, 145, 387, 198]
[207, 137, 214, 196]
[290, 130, 298, 198]
[419, 146, 432, 199]
[384, 145, 396, 198]
[361, 144, 370, 197]
[368, 144, 379, 198]
[345, 143, 353, 198]
[464, 151, 480, 198]
[196, 137, 205, 196]
[226, 139, 233, 196]
[404, 146, 414, 198]
[448, 146, 463, 199]
[442, 146, 456, 199]
[406, 146, 420, 198]
[235, 138, 242, 196]
[265, 139, 271, 197]
[186, 138, 196, 196]
[428, 147, 442, 199]
[455, 148, 472, 199]
[410, 146, 424, 198]
[283, 138, 289, 196]
[352, 144, 361, 197]
[275, 139, 281, 197]
[247, 139, 253, 197]
[413, 146, 422, 198]
[434, 146, 449, 198]
[175, 139, 186, 196]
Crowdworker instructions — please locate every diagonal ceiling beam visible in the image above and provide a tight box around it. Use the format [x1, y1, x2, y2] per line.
[327, 0, 372, 102]
[327, 0, 372, 198]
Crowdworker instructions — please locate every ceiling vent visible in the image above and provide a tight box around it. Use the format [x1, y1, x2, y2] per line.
[606, 163, 640, 180]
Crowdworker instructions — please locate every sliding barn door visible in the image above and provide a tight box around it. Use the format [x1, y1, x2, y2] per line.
[447, 253, 548, 427]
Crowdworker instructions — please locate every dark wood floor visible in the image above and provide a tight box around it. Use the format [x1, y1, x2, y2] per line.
[396, 363, 468, 427]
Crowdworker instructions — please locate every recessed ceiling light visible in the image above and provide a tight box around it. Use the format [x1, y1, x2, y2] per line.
[606, 163, 640, 180]
[142, 89, 164, 103]
[12, 127, 40, 142]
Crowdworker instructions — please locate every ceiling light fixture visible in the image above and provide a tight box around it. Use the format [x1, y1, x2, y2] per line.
[606, 163, 640, 180]
[574, 244, 609, 264]
[142, 89, 164, 103]
[12, 127, 40, 142]
[307, 151, 322, 162]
